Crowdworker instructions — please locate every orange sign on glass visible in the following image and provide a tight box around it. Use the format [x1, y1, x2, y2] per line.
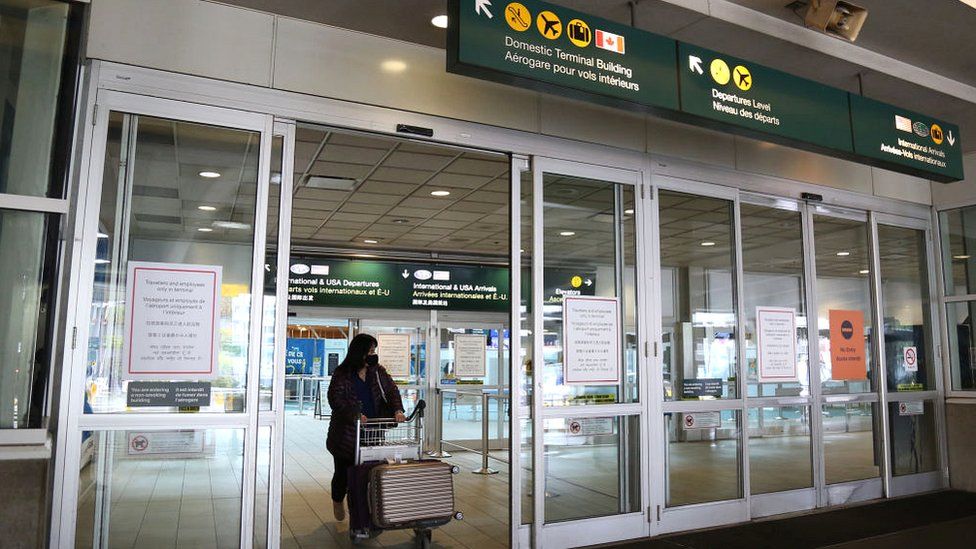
[829, 309, 866, 380]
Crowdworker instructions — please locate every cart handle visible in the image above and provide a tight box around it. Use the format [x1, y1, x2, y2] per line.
[361, 399, 426, 424]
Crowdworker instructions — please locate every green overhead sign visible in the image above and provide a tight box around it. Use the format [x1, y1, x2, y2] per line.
[679, 43, 853, 153]
[281, 259, 510, 312]
[850, 94, 964, 181]
[447, 0, 679, 111]
[448, 0, 965, 182]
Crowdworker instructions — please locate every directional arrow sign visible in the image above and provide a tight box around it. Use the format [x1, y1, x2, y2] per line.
[948, 130, 956, 147]
[402, 269, 410, 278]
[475, 0, 492, 18]
[689, 55, 703, 75]
[449, 0, 679, 112]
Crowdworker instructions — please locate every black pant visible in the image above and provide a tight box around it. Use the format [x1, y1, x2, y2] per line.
[331, 454, 354, 502]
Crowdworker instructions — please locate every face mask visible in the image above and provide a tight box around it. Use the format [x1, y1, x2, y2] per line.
[365, 354, 379, 367]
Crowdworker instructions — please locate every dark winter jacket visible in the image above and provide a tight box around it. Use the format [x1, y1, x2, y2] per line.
[326, 364, 404, 462]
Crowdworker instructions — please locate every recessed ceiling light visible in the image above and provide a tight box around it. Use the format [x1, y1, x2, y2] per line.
[700, 241, 716, 247]
[836, 251, 851, 257]
[859, 269, 870, 275]
[97, 232, 108, 239]
[355, 253, 377, 258]
[559, 231, 575, 236]
[954, 254, 971, 260]
[380, 59, 407, 73]
[213, 221, 250, 230]
[431, 14, 448, 28]
[624, 209, 634, 215]
[198, 227, 213, 232]
[94, 258, 110, 265]
[364, 239, 378, 244]
[198, 205, 217, 211]
[961, 0, 976, 10]
[199, 171, 221, 179]
[430, 190, 451, 197]
[392, 218, 411, 224]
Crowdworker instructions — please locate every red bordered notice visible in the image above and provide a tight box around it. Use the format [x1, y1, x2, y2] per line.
[122, 261, 222, 380]
[563, 295, 621, 385]
[756, 306, 798, 383]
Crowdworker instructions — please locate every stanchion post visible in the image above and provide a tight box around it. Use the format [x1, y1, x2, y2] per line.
[473, 391, 498, 475]
[428, 387, 451, 458]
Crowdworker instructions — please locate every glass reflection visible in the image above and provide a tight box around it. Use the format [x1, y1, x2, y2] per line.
[659, 190, 738, 401]
[540, 174, 637, 405]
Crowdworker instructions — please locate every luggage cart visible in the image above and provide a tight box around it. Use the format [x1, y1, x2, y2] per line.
[351, 400, 462, 548]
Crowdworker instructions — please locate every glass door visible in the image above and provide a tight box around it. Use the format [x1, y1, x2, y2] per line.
[54, 91, 274, 547]
[809, 206, 885, 506]
[529, 158, 649, 547]
[436, 312, 509, 452]
[874, 214, 945, 496]
[656, 182, 748, 533]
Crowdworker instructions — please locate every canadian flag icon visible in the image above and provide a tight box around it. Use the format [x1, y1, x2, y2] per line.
[595, 29, 625, 54]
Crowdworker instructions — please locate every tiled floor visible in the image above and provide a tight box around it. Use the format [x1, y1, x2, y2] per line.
[280, 411, 511, 549]
[73, 413, 879, 548]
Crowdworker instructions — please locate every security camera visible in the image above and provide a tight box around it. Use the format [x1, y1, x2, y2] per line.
[804, 0, 868, 42]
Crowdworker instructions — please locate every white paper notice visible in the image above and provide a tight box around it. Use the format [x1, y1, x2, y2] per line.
[377, 333, 411, 378]
[454, 334, 487, 378]
[563, 296, 620, 385]
[756, 306, 797, 383]
[123, 261, 221, 380]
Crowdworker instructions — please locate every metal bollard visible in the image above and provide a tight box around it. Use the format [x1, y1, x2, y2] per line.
[428, 387, 451, 458]
[473, 392, 498, 475]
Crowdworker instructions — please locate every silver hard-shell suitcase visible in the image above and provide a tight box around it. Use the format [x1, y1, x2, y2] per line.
[369, 460, 460, 529]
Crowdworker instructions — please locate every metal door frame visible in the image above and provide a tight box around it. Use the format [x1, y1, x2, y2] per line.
[49, 89, 274, 547]
[530, 156, 652, 548]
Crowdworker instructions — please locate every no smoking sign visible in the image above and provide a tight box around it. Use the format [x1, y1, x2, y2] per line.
[903, 346, 918, 372]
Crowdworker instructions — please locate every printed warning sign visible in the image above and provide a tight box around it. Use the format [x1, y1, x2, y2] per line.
[903, 346, 918, 372]
[829, 309, 866, 381]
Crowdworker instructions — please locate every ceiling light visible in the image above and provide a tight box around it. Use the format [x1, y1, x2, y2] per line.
[306, 176, 358, 190]
[701, 241, 716, 247]
[430, 190, 451, 197]
[380, 59, 407, 73]
[198, 227, 213, 232]
[198, 205, 217, 211]
[392, 218, 411, 224]
[836, 251, 850, 256]
[559, 231, 575, 236]
[212, 221, 250, 230]
[859, 269, 870, 274]
[97, 232, 108, 239]
[962, 0, 976, 9]
[954, 255, 971, 260]
[431, 14, 448, 28]
[624, 209, 634, 215]
[364, 239, 378, 244]
[199, 171, 221, 179]
[94, 259, 110, 265]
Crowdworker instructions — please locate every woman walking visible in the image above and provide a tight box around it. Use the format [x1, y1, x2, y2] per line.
[326, 333, 405, 521]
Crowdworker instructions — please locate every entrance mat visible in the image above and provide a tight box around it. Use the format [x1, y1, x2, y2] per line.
[598, 490, 976, 549]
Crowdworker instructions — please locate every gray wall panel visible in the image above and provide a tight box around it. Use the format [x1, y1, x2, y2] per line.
[273, 18, 540, 133]
[88, 0, 275, 87]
